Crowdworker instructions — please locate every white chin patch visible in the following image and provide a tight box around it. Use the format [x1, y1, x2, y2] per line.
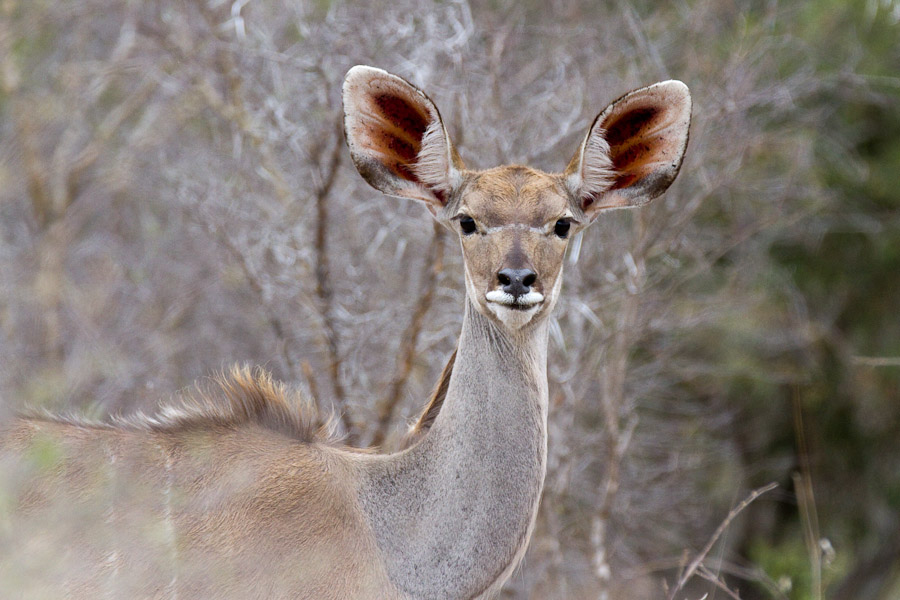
[485, 290, 544, 329]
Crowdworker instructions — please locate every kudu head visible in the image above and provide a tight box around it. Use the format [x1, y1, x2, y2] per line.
[343, 66, 691, 331]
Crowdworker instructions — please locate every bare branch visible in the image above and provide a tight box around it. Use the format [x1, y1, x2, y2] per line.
[192, 203, 303, 389]
[311, 117, 352, 438]
[697, 564, 743, 600]
[851, 356, 900, 367]
[667, 482, 779, 600]
[15, 107, 53, 229]
[64, 77, 159, 208]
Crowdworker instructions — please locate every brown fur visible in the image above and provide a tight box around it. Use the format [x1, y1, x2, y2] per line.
[2, 375, 392, 599]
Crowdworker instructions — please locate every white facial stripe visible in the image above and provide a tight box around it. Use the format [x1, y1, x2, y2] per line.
[486, 290, 545, 306]
[481, 224, 546, 235]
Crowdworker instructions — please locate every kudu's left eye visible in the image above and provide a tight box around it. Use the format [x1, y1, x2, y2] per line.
[459, 216, 477, 235]
[553, 219, 571, 238]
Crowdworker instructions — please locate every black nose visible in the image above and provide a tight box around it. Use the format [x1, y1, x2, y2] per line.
[497, 268, 536, 299]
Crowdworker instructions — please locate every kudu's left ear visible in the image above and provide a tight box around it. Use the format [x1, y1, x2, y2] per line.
[343, 66, 464, 213]
[565, 80, 691, 220]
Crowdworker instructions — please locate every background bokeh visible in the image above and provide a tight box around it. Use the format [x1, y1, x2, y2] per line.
[1, 1, 898, 598]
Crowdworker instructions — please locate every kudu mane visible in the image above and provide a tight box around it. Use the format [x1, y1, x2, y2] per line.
[27, 366, 340, 444]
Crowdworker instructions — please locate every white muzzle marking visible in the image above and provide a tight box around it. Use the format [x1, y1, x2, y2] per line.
[485, 290, 544, 307]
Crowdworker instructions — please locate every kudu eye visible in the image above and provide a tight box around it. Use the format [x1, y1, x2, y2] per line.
[459, 216, 477, 235]
[553, 219, 571, 239]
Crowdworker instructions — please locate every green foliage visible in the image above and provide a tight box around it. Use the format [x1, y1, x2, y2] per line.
[749, 533, 849, 600]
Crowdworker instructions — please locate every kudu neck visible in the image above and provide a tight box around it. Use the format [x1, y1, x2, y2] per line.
[453, 299, 550, 389]
[358, 298, 550, 599]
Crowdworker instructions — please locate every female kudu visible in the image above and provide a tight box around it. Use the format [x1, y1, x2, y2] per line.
[1, 66, 690, 599]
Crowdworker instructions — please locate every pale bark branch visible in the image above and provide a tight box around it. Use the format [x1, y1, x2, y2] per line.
[311, 118, 352, 438]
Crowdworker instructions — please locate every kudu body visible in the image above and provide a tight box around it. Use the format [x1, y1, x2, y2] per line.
[0, 66, 691, 599]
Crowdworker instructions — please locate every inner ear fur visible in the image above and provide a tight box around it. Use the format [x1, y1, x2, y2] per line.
[566, 80, 691, 217]
[342, 66, 463, 209]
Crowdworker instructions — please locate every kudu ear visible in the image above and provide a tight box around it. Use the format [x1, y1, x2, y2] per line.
[343, 66, 464, 212]
[565, 80, 691, 220]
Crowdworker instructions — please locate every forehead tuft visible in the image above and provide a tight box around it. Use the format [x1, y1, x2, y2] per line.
[463, 166, 569, 225]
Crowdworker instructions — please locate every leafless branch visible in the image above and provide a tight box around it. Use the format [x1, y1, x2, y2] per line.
[311, 117, 352, 438]
[697, 564, 743, 600]
[851, 356, 900, 367]
[667, 482, 779, 600]
[192, 202, 303, 388]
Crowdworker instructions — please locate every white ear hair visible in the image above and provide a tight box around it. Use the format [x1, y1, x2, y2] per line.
[413, 120, 461, 198]
[566, 128, 615, 202]
[342, 65, 463, 209]
[565, 80, 692, 218]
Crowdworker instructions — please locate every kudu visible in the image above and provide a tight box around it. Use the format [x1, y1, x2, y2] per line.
[0, 66, 691, 599]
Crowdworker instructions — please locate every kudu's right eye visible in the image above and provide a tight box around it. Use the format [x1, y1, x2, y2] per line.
[459, 216, 477, 235]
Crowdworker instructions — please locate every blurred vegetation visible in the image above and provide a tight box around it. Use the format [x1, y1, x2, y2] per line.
[758, 2, 900, 598]
[0, 0, 899, 598]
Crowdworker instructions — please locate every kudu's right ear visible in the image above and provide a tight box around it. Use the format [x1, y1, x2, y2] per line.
[343, 66, 464, 213]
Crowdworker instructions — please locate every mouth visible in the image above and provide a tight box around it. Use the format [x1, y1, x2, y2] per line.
[485, 290, 544, 311]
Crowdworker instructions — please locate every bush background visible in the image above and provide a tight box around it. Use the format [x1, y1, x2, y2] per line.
[1, 1, 898, 598]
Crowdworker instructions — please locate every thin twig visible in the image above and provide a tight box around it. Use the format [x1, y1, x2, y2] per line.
[65, 78, 158, 207]
[623, 555, 789, 600]
[301, 360, 322, 414]
[793, 386, 823, 600]
[193, 204, 303, 389]
[851, 356, 900, 367]
[592, 211, 648, 598]
[667, 482, 778, 600]
[16, 106, 53, 228]
[622, 4, 668, 80]
[697, 564, 743, 600]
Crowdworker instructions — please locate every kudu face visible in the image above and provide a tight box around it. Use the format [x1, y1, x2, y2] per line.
[451, 166, 574, 330]
[343, 66, 691, 331]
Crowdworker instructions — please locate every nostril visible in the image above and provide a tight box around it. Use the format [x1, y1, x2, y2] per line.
[498, 268, 537, 298]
